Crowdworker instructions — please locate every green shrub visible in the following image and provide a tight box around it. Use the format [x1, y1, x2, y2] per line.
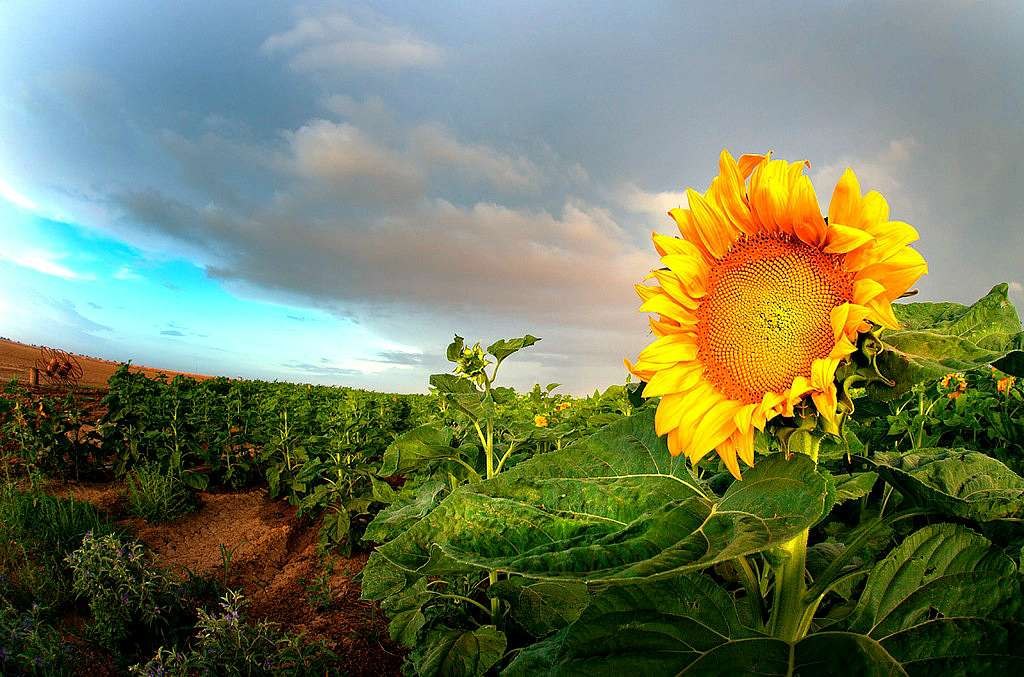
[130, 590, 338, 677]
[65, 532, 183, 652]
[0, 597, 71, 676]
[126, 464, 197, 523]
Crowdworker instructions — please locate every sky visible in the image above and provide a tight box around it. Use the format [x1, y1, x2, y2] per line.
[1, 1, 1022, 393]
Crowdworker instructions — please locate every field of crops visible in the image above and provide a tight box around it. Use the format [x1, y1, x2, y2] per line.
[3, 281, 1024, 675]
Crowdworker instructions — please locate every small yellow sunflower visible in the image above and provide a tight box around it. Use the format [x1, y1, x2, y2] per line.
[626, 150, 927, 479]
[534, 414, 549, 428]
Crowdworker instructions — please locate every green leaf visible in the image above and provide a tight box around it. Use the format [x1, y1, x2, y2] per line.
[872, 448, 1024, 522]
[489, 578, 589, 637]
[848, 523, 1018, 638]
[504, 573, 750, 676]
[879, 618, 1024, 676]
[364, 480, 447, 543]
[487, 335, 540, 362]
[506, 575, 904, 676]
[446, 335, 466, 362]
[379, 424, 457, 477]
[681, 633, 903, 676]
[367, 411, 831, 587]
[875, 284, 1024, 399]
[414, 625, 507, 677]
[381, 578, 430, 647]
[993, 350, 1024, 377]
[429, 373, 487, 418]
[829, 471, 878, 504]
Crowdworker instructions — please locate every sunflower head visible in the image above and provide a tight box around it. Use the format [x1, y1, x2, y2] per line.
[626, 150, 927, 479]
[534, 415, 549, 428]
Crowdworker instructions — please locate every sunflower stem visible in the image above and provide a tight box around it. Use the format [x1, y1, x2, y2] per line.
[768, 430, 820, 643]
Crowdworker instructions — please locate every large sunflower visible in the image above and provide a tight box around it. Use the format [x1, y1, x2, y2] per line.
[626, 150, 927, 479]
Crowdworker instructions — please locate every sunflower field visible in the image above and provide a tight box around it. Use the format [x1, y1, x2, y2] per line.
[3, 152, 1024, 675]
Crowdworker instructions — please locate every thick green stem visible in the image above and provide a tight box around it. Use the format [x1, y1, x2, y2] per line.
[769, 529, 809, 642]
[768, 429, 820, 642]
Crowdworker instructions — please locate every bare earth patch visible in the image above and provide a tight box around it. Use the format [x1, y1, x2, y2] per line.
[55, 484, 403, 676]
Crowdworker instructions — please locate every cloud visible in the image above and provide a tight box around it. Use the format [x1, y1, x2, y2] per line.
[285, 119, 424, 204]
[811, 138, 919, 213]
[0, 177, 38, 211]
[113, 265, 144, 281]
[370, 350, 424, 366]
[160, 329, 185, 337]
[410, 124, 540, 191]
[281, 360, 363, 377]
[262, 10, 443, 72]
[0, 248, 90, 280]
[616, 182, 684, 217]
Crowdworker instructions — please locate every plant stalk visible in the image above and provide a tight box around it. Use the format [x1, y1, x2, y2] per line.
[768, 428, 820, 643]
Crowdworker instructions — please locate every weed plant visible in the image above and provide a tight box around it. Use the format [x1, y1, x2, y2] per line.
[130, 590, 338, 677]
[126, 464, 197, 523]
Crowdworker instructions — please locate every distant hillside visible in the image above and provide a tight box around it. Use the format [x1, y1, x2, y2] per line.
[0, 338, 213, 388]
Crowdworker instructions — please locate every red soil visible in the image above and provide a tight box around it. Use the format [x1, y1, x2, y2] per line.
[53, 483, 404, 676]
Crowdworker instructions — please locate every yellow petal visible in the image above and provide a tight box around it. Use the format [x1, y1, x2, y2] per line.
[633, 333, 698, 372]
[828, 168, 862, 227]
[643, 362, 705, 398]
[738, 152, 770, 179]
[639, 292, 698, 324]
[865, 297, 901, 330]
[830, 303, 871, 340]
[652, 232, 706, 259]
[686, 188, 737, 258]
[716, 443, 743, 481]
[655, 393, 688, 436]
[668, 207, 716, 262]
[789, 175, 827, 247]
[689, 399, 743, 464]
[824, 223, 874, 254]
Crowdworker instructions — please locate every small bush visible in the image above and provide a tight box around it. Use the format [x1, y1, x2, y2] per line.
[0, 597, 71, 675]
[126, 464, 197, 523]
[65, 532, 183, 652]
[130, 590, 338, 677]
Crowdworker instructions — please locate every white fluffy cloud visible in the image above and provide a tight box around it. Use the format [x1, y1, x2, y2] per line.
[262, 10, 443, 72]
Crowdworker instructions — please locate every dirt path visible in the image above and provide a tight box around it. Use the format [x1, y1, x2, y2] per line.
[57, 484, 404, 676]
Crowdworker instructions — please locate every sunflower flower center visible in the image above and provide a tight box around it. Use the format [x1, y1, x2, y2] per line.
[696, 234, 854, 403]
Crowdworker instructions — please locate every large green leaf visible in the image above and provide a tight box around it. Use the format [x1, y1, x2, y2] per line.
[413, 625, 507, 677]
[504, 574, 751, 676]
[506, 574, 904, 676]
[364, 480, 447, 543]
[879, 618, 1024, 676]
[379, 424, 457, 477]
[490, 578, 589, 637]
[364, 411, 831, 588]
[876, 284, 1024, 398]
[848, 523, 1018, 638]
[872, 448, 1024, 522]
